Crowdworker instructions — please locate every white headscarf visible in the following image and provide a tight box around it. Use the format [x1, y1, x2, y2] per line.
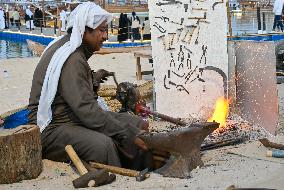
[37, 2, 112, 132]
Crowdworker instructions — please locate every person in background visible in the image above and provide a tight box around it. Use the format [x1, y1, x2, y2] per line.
[124, 13, 130, 40]
[4, 9, 9, 29]
[19, 7, 25, 23]
[0, 7, 5, 30]
[12, 8, 20, 28]
[131, 11, 141, 41]
[272, 0, 284, 32]
[117, 13, 128, 42]
[25, 7, 34, 30]
[8, 8, 14, 26]
[142, 17, 150, 40]
[34, 8, 43, 27]
[60, 9, 67, 32]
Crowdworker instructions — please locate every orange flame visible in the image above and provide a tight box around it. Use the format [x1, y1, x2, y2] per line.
[208, 97, 230, 128]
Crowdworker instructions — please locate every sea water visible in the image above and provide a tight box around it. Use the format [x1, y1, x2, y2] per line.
[0, 39, 33, 59]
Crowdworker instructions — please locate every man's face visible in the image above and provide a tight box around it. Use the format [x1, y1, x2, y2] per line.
[83, 21, 108, 52]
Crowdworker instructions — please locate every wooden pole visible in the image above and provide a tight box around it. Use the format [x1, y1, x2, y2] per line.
[102, 0, 106, 9]
[259, 138, 284, 150]
[226, 0, 232, 36]
[42, 0, 45, 28]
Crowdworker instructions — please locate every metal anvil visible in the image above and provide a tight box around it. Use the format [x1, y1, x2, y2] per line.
[139, 122, 219, 178]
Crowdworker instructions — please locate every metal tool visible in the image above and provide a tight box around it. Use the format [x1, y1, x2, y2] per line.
[155, 16, 170, 22]
[195, 25, 200, 44]
[135, 168, 149, 182]
[135, 103, 187, 126]
[116, 82, 187, 125]
[192, 8, 207, 11]
[158, 34, 167, 50]
[108, 72, 119, 87]
[168, 33, 176, 50]
[170, 18, 184, 25]
[65, 145, 116, 188]
[156, 0, 182, 6]
[175, 27, 184, 43]
[139, 122, 219, 178]
[184, 4, 189, 12]
[181, 28, 190, 43]
[212, 0, 224, 10]
[187, 26, 197, 44]
[184, 46, 193, 54]
[153, 22, 167, 33]
[259, 138, 284, 150]
[201, 137, 245, 151]
[189, 12, 206, 20]
[266, 150, 284, 158]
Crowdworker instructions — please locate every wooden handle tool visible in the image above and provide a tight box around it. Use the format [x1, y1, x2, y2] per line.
[65, 145, 88, 175]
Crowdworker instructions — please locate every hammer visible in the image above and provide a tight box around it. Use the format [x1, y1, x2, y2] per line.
[108, 72, 119, 87]
[89, 161, 150, 182]
[65, 145, 116, 188]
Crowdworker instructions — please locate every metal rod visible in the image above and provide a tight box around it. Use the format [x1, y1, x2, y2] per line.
[109, 72, 119, 87]
[201, 137, 245, 151]
[259, 138, 284, 150]
[152, 111, 187, 126]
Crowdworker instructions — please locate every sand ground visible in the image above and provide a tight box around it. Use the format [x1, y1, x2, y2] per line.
[0, 54, 284, 190]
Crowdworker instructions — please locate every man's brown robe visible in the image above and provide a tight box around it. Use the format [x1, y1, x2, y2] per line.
[28, 34, 146, 168]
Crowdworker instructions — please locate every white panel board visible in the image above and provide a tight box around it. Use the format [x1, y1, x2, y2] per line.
[149, 0, 229, 118]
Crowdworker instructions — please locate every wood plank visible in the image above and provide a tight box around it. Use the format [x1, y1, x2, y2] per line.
[134, 50, 152, 59]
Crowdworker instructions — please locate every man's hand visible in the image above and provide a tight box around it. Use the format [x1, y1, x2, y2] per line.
[94, 69, 111, 83]
[134, 137, 148, 150]
[142, 121, 149, 132]
[92, 69, 112, 95]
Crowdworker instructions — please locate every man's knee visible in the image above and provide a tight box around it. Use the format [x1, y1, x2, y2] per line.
[81, 135, 117, 163]
[102, 136, 116, 152]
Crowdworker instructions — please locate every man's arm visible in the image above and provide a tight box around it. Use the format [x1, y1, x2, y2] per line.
[58, 55, 140, 139]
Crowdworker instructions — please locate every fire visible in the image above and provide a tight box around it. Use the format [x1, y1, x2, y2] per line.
[208, 97, 230, 128]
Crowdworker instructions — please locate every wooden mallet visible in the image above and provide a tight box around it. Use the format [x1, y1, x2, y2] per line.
[65, 145, 116, 188]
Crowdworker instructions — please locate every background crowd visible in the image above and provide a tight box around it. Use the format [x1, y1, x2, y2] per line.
[0, 4, 151, 41]
[117, 11, 150, 42]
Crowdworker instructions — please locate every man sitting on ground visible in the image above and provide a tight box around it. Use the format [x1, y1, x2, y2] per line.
[27, 2, 152, 170]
